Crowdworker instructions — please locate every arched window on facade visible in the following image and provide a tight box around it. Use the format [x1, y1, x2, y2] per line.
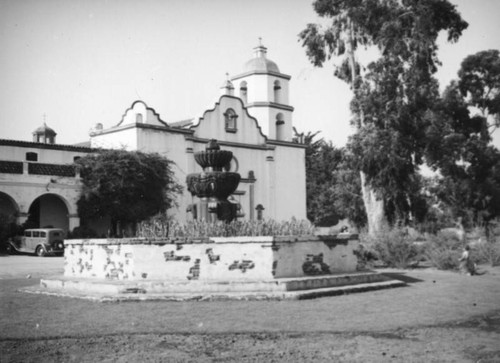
[239, 81, 247, 104]
[136, 113, 143, 123]
[276, 113, 285, 141]
[273, 80, 281, 103]
[224, 108, 238, 133]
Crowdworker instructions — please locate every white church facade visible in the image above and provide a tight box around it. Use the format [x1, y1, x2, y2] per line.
[0, 43, 307, 234]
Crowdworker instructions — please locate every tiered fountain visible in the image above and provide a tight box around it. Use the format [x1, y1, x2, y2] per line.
[186, 139, 240, 222]
[26, 140, 404, 301]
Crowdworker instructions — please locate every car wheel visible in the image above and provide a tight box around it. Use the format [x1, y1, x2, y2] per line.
[36, 246, 46, 257]
[5, 244, 13, 254]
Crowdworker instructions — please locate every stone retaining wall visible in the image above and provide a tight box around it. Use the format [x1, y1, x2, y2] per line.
[64, 234, 359, 281]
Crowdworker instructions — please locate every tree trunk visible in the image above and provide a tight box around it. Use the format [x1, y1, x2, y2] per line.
[347, 18, 388, 236]
[360, 172, 387, 235]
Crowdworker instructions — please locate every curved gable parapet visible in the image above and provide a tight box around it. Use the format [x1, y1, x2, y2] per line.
[115, 100, 169, 128]
[191, 95, 268, 143]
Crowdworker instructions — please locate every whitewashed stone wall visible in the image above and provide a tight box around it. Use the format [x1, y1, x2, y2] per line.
[64, 234, 359, 281]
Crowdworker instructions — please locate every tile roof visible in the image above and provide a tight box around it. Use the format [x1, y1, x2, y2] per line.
[28, 163, 76, 177]
[0, 160, 23, 174]
[0, 139, 94, 152]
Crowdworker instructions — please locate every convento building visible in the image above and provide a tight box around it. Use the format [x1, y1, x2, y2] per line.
[0, 43, 307, 235]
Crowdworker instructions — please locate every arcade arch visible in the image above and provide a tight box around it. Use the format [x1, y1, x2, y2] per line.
[26, 193, 71, 233]
[0, 192, 19, 218]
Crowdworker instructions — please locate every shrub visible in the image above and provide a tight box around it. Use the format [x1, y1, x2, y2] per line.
[136, 216, 315, 238]
[361, 228, 421, 269]
[423, 231, 464, 270]
[353, 243, 379, 270]
[426, 247, 460, 270]
[475, 240, 500, 267]
[68, 226, 99, 239]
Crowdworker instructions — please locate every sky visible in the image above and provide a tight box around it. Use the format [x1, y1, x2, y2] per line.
[0, 0, 499, 148]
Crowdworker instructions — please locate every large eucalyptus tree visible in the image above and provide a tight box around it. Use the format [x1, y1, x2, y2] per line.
[299, 0, 467, 234]
[426, 50, 500, 235]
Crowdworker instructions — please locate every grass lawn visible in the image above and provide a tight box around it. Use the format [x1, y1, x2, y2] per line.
[1, 256, 499, 362]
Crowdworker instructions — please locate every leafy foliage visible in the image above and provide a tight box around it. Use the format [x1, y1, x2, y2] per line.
[75, 150, 182, 235]
[294, 129, 340, 226]
[475, 240, 500, 267]
[423, 231, 465, 270]
[300, 0, 467, 83]
[300, 0, 468, 232]
[68, 225, 100, 239]
[362, 228, 422, 268]
[458, 49, 500, 135]
[294, 128, 366, 227]
[425, 51, 500, 230]
[137, 216, 315, 238]
[330, 150, 366, 228]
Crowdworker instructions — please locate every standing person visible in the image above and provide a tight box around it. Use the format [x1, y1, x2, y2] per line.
[458, 245, 476, 275]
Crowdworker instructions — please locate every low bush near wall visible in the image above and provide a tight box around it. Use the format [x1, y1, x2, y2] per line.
[357, 225, 500, 271]
[68, 225, 100, 239]
[423, 231, 465, 270]
[353, 243, 379, 270]
[475, 240, 500, 267]
[361, 228, 422, 269]
[136, 217, 315, 238]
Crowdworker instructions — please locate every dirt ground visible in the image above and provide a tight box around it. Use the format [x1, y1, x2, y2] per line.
[1, 255, 499, 362]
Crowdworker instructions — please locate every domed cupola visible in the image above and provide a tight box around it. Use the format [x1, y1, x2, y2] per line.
[244, 42, 280, 74]
[33, 122, 57, 144]
[230, 40, 294, 141]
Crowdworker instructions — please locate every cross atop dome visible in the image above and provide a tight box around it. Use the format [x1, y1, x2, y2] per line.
[239, 38, 280, 74]
[253, 37, 268, 59]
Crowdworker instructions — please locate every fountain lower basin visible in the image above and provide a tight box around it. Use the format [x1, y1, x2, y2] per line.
[63, 234, 360, 281]
[24, 234, 406, 301]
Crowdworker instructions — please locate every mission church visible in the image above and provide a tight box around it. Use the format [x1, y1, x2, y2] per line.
[0, 42, 307, 234]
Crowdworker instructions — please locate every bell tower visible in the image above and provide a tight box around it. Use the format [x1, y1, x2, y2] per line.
[230, 40, 294, 141]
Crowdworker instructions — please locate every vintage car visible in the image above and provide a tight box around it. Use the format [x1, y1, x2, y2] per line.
[6, 228, 65, 256]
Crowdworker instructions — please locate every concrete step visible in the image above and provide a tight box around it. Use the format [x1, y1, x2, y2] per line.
[22, 279, 405, 302]
[20, 272, 406, 302]
[39, 271, 393, 294]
